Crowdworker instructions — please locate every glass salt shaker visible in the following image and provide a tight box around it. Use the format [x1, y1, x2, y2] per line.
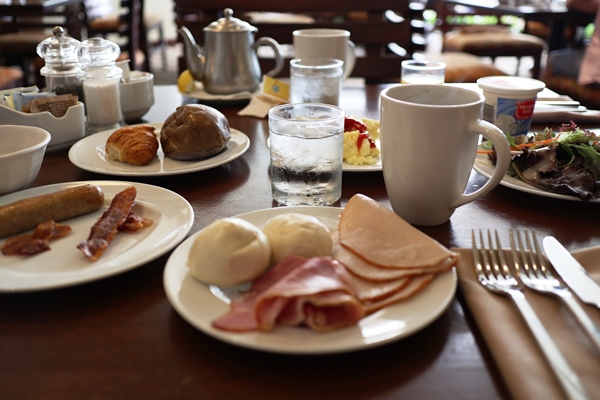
[78, 37, 124, 134]
[36, 26, 82, 97]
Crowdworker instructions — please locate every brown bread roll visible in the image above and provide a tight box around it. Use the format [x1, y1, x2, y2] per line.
[160, 104, 231, 160]
[105, 125, 159, 166]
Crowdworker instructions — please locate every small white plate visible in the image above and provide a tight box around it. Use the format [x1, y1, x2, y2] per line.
[343, 158, 381, 172]
[0, 181, 194, 292]
[179, 83, 254, 106]
[68, 122, 250, 176]
[473, 153, 600, 203]
[163, 206, 457, 354]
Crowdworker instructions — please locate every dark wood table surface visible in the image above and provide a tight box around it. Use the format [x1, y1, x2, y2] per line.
[2, 84, 599, 400]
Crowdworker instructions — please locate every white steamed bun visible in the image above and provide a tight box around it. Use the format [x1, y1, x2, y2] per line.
[262, 213, 333, 265]
[187, 218, 271, 287]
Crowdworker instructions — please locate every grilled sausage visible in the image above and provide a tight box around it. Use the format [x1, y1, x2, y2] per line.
[0, 184, 105, 238]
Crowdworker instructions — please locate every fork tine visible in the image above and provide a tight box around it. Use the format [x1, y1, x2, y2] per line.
[529, 231, 554, 280]
[476, 229, 493, 279]
[471, 229, 482, 272]
[523, 230, 543, 279]
[491, 229, 512, 280]
[510, 229, 529, 278]
[512, 229, 551, 281]
[472, 229, 494, 284]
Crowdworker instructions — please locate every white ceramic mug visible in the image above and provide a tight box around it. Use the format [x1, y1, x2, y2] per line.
[380, 84, 511, 226]
[293, 29, 356, 78]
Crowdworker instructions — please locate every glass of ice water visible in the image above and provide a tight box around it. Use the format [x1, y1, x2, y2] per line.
[268, 103, 344, 206]
[401, 60, 446, 84]
[290, 58, 344, 105]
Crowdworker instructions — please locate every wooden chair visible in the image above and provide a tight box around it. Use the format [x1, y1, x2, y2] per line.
[431, 0, 548, 78]
[540, 10, 600, 111]
[173, 0, 426, 83]
[0, 5, 79, 87]
[84, 0, 167, 72]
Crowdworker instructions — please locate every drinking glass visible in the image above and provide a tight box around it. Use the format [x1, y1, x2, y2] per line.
[268, 103, 344, 206]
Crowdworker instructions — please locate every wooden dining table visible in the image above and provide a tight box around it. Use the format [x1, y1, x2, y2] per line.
[1, 84, 599, 400]
[441, 0, 595, 51]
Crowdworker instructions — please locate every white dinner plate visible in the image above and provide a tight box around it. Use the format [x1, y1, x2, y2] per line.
[473, 153, 600, 203]
[163, 206, 457, 355]
[266, 138, 382, 172]
[68, 122, 250, 176]
[0, 181, 194, 292]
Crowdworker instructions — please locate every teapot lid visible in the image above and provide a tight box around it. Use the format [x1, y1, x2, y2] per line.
[204, 8, 257, 33]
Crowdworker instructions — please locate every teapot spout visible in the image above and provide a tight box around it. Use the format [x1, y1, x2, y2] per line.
[179, 26, 205, 82]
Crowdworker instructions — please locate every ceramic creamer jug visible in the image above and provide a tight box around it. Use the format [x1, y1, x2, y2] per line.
[179, 8, 284, 94]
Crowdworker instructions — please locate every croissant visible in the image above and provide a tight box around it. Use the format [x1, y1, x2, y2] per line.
[105, 125, 159, 166]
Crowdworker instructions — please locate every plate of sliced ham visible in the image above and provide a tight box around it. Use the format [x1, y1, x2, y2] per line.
[163, 201, 457, 354]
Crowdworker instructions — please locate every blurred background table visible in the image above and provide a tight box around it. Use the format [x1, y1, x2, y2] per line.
[441, 0, 594, 51]
[1, 83, 599, 400]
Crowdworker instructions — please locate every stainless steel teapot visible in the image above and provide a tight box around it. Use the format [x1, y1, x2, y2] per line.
[179, 8, 284, 95]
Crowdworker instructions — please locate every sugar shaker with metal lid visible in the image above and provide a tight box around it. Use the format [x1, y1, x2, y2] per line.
[36, 26, 82, 97]
[78, 37, 124, 134]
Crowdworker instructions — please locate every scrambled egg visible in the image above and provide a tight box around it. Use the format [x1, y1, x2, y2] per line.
[343, 118, 380, 165]
[362, 118, 380, 140]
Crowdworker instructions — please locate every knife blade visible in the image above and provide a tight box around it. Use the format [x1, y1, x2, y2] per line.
[542, 236, 600, 308]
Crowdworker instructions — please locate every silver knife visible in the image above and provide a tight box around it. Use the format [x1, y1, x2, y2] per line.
[543, 236, 600, 308]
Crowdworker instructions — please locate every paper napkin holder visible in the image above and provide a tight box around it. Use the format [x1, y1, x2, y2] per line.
[0, 102, 86, 151]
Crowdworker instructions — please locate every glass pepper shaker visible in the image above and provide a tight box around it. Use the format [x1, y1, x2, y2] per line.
[36, 26, 82, 97]
[78, 37, 124, 134]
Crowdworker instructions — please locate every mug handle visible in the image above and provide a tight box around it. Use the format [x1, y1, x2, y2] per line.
[450, 120, 511, 209]
[254, 37, 284, 77]
[344, 40, 356, 78]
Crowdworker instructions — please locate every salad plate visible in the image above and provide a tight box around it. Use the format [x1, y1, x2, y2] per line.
[473, 154, 600, 203]
[68, 122, 250, 176]
[0, 181, 194, 292]
[163, 206, 457, 355]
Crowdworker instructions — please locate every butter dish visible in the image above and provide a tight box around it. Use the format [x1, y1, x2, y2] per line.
[0, 102, 85, 152]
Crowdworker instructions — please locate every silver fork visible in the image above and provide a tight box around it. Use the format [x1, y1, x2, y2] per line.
[472, 229, 588, 400]
[510, 229, 600, 353]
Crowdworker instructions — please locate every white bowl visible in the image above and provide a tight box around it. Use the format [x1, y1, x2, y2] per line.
[0, 125, 51, 196]
[120, 71, 155, 122]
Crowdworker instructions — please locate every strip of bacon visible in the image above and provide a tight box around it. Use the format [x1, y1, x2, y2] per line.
[119, 213, 153, 232]
[77, 186, 137, 261]
[1, 220, 72, 256]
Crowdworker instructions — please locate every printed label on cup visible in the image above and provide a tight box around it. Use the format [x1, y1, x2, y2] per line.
[482, 96, 537, 138]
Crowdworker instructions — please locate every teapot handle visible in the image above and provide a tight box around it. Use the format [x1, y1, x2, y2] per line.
[253, 37, 284, 77]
